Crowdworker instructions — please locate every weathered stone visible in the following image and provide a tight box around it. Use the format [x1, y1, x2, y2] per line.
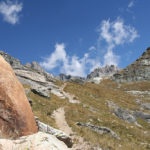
[15, 70, 47, 83]
[51, 88, 66, 99]
[141, 103, 150, 111]
[87, 65, 120, 81]
[0, 132, 69, 150]
[0, 56, 38, 138]
[25, 61, 54, 81]
[126, 90, 150, 97]
[37, 121, 73, 148]
[0, 51, 23, 69]
[133, 111, 150, 123]
[31, 86, 50, 98]
[76, 122, 120, 140]
[112, 47, 150, 82]
[113, 108, 136, 123]
[107, 101, 137, 124]
[25, 61, 45, 73]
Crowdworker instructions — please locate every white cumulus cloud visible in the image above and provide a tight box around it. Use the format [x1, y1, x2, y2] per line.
[40, 18, 139, 76]
[97, 18, 139, 66]
[0, 0, 23, 24]
[40, 43, 101, 77]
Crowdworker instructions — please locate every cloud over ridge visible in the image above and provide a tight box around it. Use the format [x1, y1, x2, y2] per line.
[97, 18, 139, 66]
[40, 18, 139, 77]
[40, 43, 101, 77]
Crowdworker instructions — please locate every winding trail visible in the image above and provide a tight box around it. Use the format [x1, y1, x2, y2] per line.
[52, 83, 93, 149]
[52, 107, 73, 136]
[60, 83, 80, 104]
[52, 106, 91, 149]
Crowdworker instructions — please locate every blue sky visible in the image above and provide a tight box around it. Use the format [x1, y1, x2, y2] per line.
[0, 0, 149, 76]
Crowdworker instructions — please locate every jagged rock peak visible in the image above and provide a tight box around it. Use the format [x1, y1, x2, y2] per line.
[25, 61, 45, 73]
[0, 50, 22, 69]
[25, 61, 54, 80]
[112, 47, 150, 82]
[87, 65, 120, 79]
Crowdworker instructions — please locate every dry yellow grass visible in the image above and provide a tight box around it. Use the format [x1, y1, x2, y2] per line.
[24, 79, 150, 149]
[63, 80, 150, 149]
[26, 88, 68, 128]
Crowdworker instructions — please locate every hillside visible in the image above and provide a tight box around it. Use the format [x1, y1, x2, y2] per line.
[26, 79, 150, 150]
[0, 50, 150, 150]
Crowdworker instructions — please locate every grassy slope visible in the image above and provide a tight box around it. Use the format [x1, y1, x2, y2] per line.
[64, 80, 150, 150]
[23, 84, 68, 128]
[24, 80, 150, 150]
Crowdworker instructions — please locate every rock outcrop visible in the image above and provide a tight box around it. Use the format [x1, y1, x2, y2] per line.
[31, 86, 50, 98]
[133, 111, 150, 123]
[0, 51, 23, 69]
[37, 121, 73, 148]
[112, 47, 150, 82]
[0, 132, 69, 150]
[0, 56, 38, 138]
[56, 73, 85, 84]
[107, 101, 137, 124]
[76, 122, 120, 140]
[87, 65, 120, 84]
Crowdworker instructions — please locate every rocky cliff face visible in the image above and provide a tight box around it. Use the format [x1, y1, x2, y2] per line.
[87, 65, 120, 83]
[112, 47, 150, 82]
[0, 51, 23, 69]
[87, 65, 120, 79]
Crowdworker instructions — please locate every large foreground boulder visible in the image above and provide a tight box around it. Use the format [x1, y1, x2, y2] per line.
[0, 56, 37, 138]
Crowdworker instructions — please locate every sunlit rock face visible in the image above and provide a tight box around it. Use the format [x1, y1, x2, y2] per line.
[112, 47, 150, 82]
[87, 65, 120, 83]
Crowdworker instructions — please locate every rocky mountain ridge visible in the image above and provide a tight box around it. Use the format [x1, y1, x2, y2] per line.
[87, 65, 120, 79]
[87, 65, 120, 83]
[112, 47, 150, 82]
[0, 50, 122, 85]
[56, 65, 120, 84]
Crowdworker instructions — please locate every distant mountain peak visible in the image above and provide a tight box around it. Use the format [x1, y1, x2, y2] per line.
[87, 65, 120, 79]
